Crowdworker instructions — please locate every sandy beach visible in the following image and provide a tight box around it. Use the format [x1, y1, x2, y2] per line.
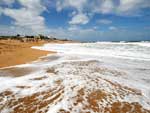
[0, 40, 71, 68]
[0, 42, 150, 113]
[0, 0, 149, 112]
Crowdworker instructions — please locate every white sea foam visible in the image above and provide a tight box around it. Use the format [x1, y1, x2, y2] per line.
[33, 42, 150, 108]
[0, 42, 150, 113]
[32, 42, 150, 61]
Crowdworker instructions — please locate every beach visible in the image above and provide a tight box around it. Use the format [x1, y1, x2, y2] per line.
[0, 39, 73, 68]
[0, 42, 150, 113]
[0, 40, 54, 68]
[0, 0, 149, 112]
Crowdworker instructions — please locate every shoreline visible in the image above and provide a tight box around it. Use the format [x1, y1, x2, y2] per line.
[0, 39, 72, 68]
[0, 42, 150, 112]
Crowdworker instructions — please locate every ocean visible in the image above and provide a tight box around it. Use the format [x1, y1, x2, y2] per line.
[0, 42, 150, 113]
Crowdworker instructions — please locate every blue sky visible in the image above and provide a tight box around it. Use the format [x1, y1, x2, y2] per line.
[0, 0, 150, 41]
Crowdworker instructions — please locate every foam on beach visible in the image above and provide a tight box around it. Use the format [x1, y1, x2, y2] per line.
[32, 42, 150, 61]
[0, 42, 150, 113]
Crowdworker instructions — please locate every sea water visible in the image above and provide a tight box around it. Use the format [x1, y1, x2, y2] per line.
[0, 42, 150, 113]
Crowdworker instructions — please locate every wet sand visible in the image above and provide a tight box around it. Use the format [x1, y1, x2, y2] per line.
[0, 67, 36, 77]
[0, 59, 149, 113]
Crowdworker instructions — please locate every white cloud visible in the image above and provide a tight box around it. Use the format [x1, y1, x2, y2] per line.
[56, 0, 150, 25]
[57, 0, 89, 25]
[0, 25, 36, 35]
[99, 0, 114, 14]
[69, 13, 89, 25]
[93, 26, 98, 30]
[0, 0, 150, 39]
[119, 0, 140, 12]
[18, 0, 46, 14]
[68, 25, 80, 31]
[4, 8, 45, 31]
[118, 0, 148, 14]
[109, 26, 117, 30]
[92, 0, 150, 15]
[97, 19, 112, 24]
[2, 0, 47, 33]
[56, 0, 86, 12]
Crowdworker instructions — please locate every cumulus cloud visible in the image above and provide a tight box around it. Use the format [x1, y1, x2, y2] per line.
[68, 25, 80, 31]
[1, 0, 149, 28]
[0, 25, 36, 35]
[109, 26, 117, 30]
[56, 0, 89, 25]
[69, 13, 89, 25]
[97, 0, 114, 14]
[118, 0, 150, 14]
[4, 8, 46, 31]
[2, 0, 47, 33]
[0, 0, 150, 39]
[56, 0, 86, 12]
[56, 0, 150, 25]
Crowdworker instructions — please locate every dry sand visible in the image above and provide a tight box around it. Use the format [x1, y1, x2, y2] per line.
[0, 39, 55, 68]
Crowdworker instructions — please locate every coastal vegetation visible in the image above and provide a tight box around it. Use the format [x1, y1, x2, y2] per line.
[0, 34, 70, 42]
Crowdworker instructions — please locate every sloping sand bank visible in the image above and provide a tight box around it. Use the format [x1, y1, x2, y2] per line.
[0, 40, 55, 68]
